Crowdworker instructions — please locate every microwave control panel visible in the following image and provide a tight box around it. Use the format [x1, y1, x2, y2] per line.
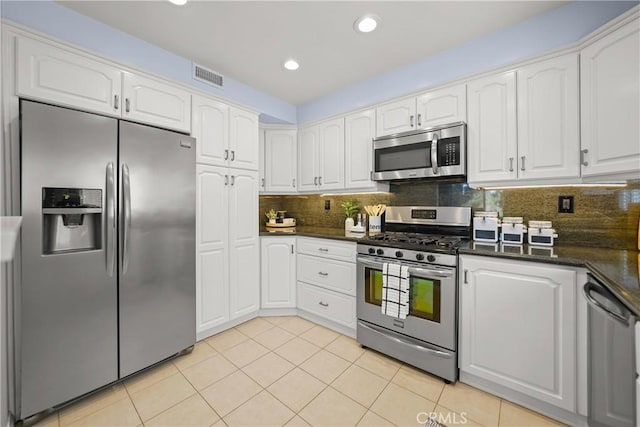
[438, 137, 460, 166]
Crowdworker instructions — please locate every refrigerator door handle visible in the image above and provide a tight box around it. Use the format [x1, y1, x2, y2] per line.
[106, 162, 116, 277]
[122, 163, 132, 275]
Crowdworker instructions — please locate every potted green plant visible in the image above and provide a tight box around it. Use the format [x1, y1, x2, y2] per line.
[340, 200, 360, 231]
[265, 209, 278, 224]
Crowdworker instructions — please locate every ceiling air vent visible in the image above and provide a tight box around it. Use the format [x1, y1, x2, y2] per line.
[192, 63, 223, 88]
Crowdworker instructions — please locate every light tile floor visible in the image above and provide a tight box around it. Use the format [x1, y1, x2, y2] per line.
[28, 316, 566, 427]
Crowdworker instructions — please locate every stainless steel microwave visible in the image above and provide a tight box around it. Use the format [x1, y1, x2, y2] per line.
[372, 122, 466, 181]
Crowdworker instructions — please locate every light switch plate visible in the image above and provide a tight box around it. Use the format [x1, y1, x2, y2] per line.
[558, 195, 574, 213]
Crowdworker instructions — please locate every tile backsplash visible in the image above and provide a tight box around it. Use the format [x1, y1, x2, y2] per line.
[260, 182, 640, 250]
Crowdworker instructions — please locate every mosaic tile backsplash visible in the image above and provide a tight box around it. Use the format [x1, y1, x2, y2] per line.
[260, 182, 640, 250]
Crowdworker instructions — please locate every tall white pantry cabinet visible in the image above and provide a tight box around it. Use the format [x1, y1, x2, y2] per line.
[193, 96, 260, 338]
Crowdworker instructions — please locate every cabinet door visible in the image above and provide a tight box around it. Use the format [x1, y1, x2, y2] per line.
[375, 97, 416, 136]
[517, 55, 580, 180]
[16, 37, 122, 117]
[467, 71, 517, 183]
[192, 95, 229, 167]
[122, 73, 191, 133]
[260, 237, 296, 309]
[416, 84, 467, 129]
[229, 107, 259, 171]
[581, 19, 640, 178]
[459, 256, 576, 411]
[345, 109, 376, 189]
[228, 170, 260, 319]
[259, 129, 266, 192]
[298, 126, 319, 191]
[265, 130, 297, 193]
[196, 165, 229, 332]
[318, 118, 345, 190]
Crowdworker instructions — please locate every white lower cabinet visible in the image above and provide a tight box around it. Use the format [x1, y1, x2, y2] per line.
[261, 237, 296, 309]
[297, 282, 356, 329]
[196, 164, 259, 336]
[459, 255, 578, 413]
[296, 237, 357, 332]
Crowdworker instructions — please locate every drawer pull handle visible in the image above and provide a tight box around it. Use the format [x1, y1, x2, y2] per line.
[318, 271, 328, 276]
[318, 301, 329, 307]
[318, 248, 329, 252]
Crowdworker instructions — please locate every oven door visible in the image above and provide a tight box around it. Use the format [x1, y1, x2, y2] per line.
[356, 255, 456, 350]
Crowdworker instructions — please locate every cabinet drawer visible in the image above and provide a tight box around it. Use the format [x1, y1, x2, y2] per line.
[297, 254, 356, 296]
[296, 237, 356, 262]
[297, 282, 356, 329]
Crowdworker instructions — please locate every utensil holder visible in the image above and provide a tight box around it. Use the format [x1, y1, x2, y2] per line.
[369, 216, 382, 235]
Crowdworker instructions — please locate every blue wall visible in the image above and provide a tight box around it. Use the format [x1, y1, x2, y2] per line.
[0, 0, 298, 124]
[1, 1, 637, 125]
[297, 1, 638, 124]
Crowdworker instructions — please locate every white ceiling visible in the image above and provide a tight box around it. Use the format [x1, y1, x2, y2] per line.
[57, 1, 566, 105]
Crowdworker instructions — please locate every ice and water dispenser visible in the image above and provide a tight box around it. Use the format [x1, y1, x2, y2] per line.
[42, 188, 102, 254]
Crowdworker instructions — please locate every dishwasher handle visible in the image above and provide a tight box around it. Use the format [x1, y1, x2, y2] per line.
[583, 280, 631, 326]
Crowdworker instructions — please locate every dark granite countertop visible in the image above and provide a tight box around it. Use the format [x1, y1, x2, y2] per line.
[258, 227, 640, 317]
[459, 243, 640, 317]
[259, 226, 368, 242]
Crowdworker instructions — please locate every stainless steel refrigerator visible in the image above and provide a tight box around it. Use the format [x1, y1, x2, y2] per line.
[17, 100, 196, 420]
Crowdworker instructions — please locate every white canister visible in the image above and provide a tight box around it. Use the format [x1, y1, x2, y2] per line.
[345, 217, 354, 231]
[369, 216, 382, 235]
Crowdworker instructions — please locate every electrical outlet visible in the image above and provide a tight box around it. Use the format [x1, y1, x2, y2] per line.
[324, 200, 330, 210]
[558, 195, 574, 213]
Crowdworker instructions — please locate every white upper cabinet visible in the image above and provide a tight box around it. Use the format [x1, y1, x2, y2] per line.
[17, 37, 122, 117]
[122, 73, 191, 133]
[467, 71, 518, 183]
[298, 119, 345, 192]
[229, 107, 260, 171]
[376, 85, 467, 137]
[376, 97, 416, 136]
[192, 98, 259, 171]
[581, 17, 640, 179]
[298, 126, 319, 191]
[517, 54, 580, 180]
[192, 95, 229, 166]
[264, 129, 297, 193]
[416, 83, 467, 129]
[16, 36, 192, 133]
[317, 118, 345, 190]
[345, 109, 376, 189]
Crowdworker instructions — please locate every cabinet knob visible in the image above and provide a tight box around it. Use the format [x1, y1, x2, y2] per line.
[125, 98, 130, 113]
[410, 115, 415, 127]
[261, 178, 265, 188]
[509, 157, 514, 172]
[224, 149, 229, 160]
[231, 150, 235, 161]
[520, 156, 526, 171]
[292, 178, 296, 188]
[114, 94, 119, 110]
[314, 177, 318, 186]
[417, 113, 422, 127]
[318, 301, 329, 307]
[318, 176, 322, 186]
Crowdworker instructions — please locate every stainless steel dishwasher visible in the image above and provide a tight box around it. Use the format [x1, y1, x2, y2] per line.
[584, 273, 636, 427]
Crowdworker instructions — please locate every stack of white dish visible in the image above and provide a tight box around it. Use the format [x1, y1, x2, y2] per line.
[473, 211, 500, 243]
[528, 220, 558, 246]
[501, 217, 527, 245]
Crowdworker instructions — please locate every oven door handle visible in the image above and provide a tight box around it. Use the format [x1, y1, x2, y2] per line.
[407, 267, 453, 277]
[359, 322, 453, 359]
[357, 257, 384, 269]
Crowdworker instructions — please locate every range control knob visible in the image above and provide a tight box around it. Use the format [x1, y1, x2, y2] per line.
[395, 251, 403, 258]
[427, 254, 436, 262]
[415, 253, 425, 261]
[376, 249, 384, 255]
[368, 248, 376, 254]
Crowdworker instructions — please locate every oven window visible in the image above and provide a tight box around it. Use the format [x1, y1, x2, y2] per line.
[364, 267, 383, 306]
[409, 277, 441, 322]
[375, 141, 431, 172]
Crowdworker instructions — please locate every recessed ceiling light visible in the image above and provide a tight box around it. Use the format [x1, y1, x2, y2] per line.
[168, 0, 187, 5]
[354, 14, 380, 33]
[284, 59, 299, 71]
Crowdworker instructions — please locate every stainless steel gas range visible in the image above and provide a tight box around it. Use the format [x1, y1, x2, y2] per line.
[356, 206, 471, 383]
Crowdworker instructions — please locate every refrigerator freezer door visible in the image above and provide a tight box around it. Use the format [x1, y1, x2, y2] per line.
[19, 101, 118, 418]
[118, 121, 196, 377]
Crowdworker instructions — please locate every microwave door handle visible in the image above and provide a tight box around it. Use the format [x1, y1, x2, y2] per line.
[431, 134, 439, 174]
